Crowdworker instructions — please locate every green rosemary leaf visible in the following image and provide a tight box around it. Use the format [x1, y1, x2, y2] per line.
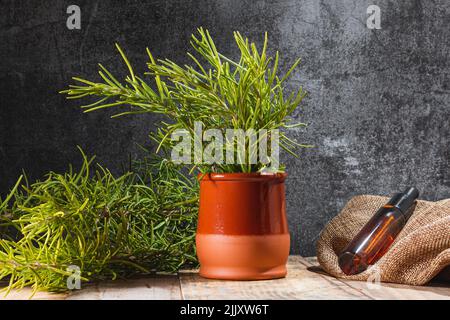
[0, 150, 199, 294]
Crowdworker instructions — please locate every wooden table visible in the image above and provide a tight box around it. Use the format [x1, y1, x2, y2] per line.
[2, 256, 449, 300]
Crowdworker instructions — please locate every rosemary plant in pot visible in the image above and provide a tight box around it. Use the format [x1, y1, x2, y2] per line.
[63, 28, 308, 280]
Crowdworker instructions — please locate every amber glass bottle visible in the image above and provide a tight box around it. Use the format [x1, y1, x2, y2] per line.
[338, 187, 419, 275]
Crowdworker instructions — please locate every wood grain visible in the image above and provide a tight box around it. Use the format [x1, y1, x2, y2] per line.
[67, 275, 182, 300]
[178, 256, 370, 300]
[301, 256, 450, 300]
[0, 287, 65, 300]
[1, 256, 448, 300]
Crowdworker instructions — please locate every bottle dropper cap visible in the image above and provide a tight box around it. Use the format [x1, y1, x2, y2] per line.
[393, 187, 419, 215]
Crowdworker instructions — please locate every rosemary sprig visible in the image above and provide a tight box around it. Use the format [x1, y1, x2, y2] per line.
[61, 28, 311, 173]
[0, 149, 198, 295]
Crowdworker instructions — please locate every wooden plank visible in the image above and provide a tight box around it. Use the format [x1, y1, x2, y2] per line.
[67, 275, 182, 300]
[0, 275, 182, 300]
[179, 255, 370, 300]
[301, 256, 450, 300]
[0, 288, 66, 300]
[2, 256, 448, 299]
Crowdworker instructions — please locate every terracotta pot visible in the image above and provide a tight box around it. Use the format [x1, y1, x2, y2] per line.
[196, 172, 290, 280]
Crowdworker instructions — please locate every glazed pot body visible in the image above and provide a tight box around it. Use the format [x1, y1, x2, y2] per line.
[196, 173, 290, 280]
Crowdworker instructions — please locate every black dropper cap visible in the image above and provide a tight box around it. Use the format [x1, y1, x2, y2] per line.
[387, 187, 419, 217]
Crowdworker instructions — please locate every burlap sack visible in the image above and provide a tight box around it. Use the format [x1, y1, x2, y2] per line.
[317, 195, 450, 286]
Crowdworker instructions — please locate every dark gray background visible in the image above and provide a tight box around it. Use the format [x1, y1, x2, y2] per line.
[0, 0, 449, 255]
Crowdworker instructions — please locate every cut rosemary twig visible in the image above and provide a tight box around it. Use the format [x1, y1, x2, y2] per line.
[61, 28, 311, 173]
[0, 149, 198, 295]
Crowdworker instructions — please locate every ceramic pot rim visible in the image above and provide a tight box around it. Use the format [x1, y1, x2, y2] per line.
[197, 172, 287, 182]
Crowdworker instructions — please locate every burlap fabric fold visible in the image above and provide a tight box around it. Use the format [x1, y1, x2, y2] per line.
[317, 195, 450, 285]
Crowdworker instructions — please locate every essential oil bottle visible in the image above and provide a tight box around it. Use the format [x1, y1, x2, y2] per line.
[338, 187, 419, 275]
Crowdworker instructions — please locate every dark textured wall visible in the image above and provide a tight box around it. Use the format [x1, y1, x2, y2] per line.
[0, 0, 449, 255]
